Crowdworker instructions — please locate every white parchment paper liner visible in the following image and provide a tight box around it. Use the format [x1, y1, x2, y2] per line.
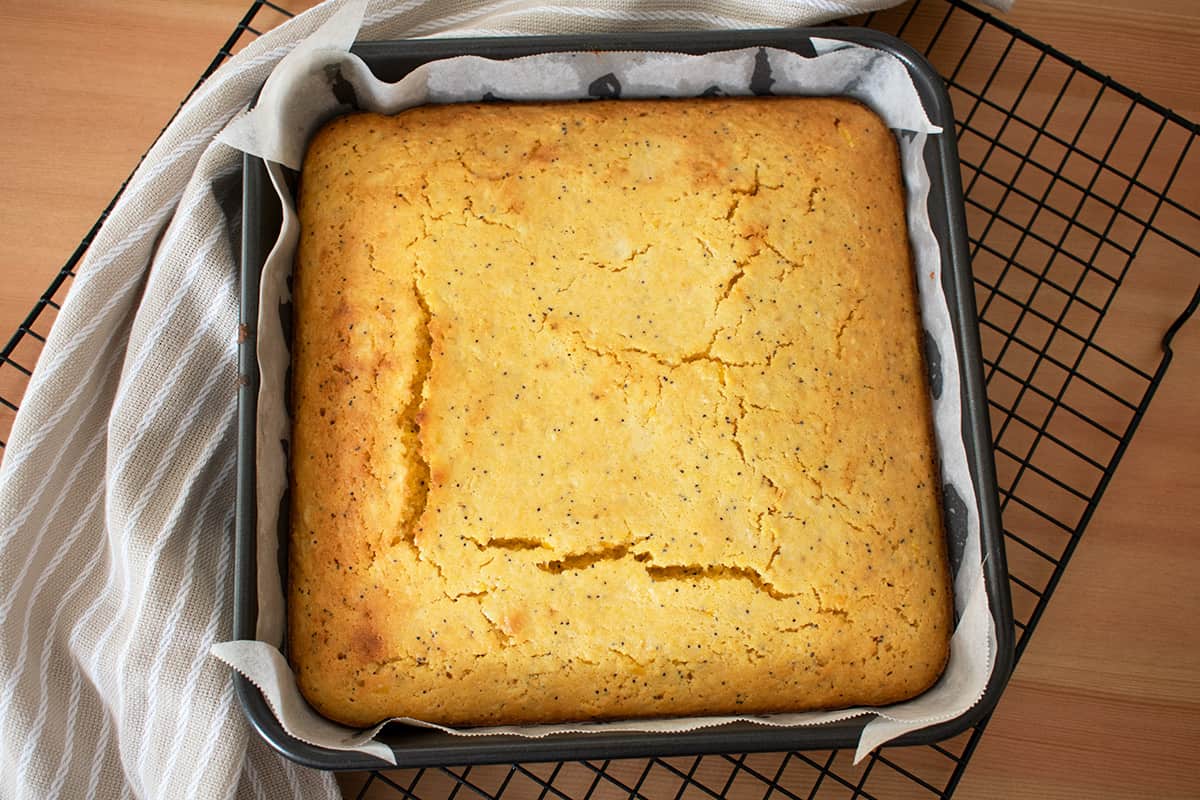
[212, 0, 997, 766]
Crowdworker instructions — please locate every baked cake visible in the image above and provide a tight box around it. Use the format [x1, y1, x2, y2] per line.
[288, 97, 953, 727]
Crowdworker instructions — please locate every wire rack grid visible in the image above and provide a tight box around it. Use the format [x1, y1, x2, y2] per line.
[0, 0, 1196, 797]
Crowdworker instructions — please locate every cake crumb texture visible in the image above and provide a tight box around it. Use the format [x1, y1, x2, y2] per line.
[289, 97, 953, 728]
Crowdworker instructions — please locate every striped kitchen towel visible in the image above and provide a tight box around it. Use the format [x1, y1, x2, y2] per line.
[0, 1, 1009, 798]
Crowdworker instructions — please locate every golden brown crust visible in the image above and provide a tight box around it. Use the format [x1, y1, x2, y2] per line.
[289, 98, 953, 728]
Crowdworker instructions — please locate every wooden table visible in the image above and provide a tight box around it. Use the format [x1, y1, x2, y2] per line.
[1, 2, 1196, 797]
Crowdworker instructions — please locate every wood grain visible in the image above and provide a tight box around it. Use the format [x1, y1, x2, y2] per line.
[0, 1, 1195, 797]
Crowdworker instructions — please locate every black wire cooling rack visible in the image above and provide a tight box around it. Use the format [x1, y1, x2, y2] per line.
[1, 1, 1197, 797]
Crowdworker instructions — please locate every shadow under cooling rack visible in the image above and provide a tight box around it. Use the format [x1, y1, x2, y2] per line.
[0, 0, 1195, 798]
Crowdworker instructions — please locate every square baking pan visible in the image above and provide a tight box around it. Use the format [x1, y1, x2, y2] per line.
[235, 27, 1014, 770]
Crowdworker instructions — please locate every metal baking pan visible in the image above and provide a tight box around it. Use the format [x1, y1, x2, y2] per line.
[236, 27, 1014, 770]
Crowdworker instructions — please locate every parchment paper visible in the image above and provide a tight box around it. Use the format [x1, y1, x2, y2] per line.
[212, 0, 997, 766]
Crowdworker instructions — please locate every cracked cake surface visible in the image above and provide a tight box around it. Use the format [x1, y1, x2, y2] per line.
[289, 97, 953, 728]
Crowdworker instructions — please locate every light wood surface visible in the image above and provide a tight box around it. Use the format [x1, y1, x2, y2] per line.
[0, 2, 1196, 798]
